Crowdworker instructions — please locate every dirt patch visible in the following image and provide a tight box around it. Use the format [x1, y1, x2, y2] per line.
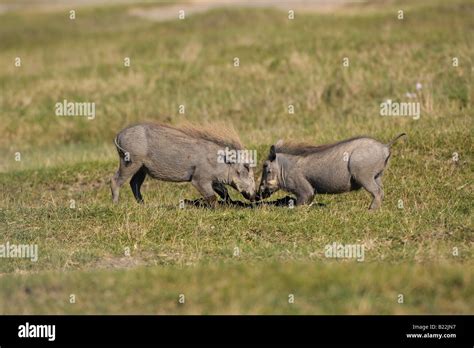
[0, 3, 19, 14]
[129, 0, 364, 22]
[0, 0, 366, 17]
[0, 0, 139, 14]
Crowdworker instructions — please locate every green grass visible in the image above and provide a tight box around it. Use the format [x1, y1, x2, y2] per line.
[0, 0, 472, 314]
[1, 262, 472, 314]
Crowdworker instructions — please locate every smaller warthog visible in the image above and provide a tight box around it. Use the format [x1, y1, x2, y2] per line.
[257, 133, 406, 209]
[111, 123, 256, 205]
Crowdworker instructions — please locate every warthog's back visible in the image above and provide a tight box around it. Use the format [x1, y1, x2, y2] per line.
[297, 137, 389, 193]
[116, 123, 215, 182]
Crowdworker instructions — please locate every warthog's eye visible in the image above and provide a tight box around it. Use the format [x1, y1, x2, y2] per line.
[244, 164, 250, 171]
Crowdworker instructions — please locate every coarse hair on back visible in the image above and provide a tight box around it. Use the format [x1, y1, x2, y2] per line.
[274, 136, 369, 157]
[161, 121, 244, 150]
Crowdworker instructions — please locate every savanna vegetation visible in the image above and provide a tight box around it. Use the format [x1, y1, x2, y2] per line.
[0, 0, 472, 313]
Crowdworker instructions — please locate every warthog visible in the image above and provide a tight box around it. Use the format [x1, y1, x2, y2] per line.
[110, 123, 256, 205]
[257, 133, 406, 209]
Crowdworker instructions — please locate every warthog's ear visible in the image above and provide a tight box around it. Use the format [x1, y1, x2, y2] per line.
[268, 145, 276, 161]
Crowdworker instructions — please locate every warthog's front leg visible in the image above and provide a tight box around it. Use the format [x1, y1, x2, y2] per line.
[293, 177, 315, 206]
[192, 179, 218, 208]
[295, 192, 314, 206]
[212, 182, 232, 203]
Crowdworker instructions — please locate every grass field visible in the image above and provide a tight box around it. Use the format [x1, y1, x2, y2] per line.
[0, 0, 472, 314]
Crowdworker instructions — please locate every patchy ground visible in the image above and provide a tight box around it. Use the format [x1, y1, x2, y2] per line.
[129, 0, 361, 22]
[0, 0, 364, 18]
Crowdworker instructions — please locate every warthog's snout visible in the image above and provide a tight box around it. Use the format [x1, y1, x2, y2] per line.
[242, 190, 256, 202]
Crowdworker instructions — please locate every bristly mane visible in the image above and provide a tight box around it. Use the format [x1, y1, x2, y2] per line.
[162, 122, 244, 150]
[275, 136, 369, 156]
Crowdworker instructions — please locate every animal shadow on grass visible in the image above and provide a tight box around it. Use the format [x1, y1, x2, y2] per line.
[183, 196, 326, 209]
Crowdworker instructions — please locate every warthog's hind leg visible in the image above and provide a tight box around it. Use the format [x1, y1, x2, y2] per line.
[130, 166, 147, 204]
[374, 171, 384, 202]
[358, 174, 384, 210]
[111, 159, 143, 204]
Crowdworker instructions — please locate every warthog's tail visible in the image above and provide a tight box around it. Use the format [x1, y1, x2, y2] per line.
[114, 135, 130, 160]
[387, 133, 407, 147]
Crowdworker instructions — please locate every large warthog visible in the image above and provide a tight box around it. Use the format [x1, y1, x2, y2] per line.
[110, 123, 256, 205]
[257, 133, 406, 209]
